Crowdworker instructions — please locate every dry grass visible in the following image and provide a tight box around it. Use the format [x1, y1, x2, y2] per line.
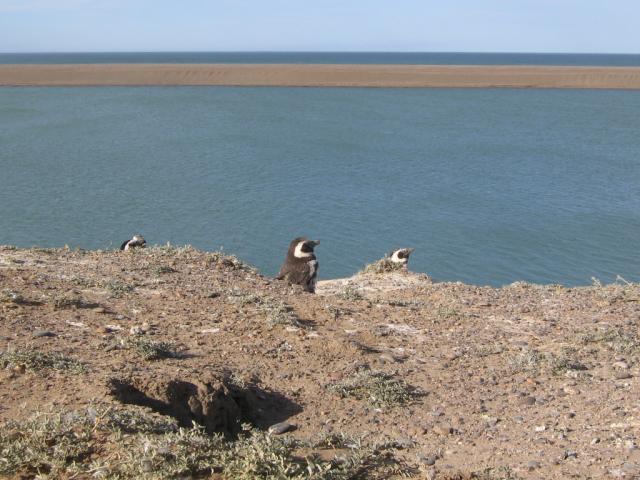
[0, 408, 407, 479]
[361, 258, 404, 275]
[327, 370, 417, 408]
[0, 349, 85, 373]
[125, 337, 182, 361]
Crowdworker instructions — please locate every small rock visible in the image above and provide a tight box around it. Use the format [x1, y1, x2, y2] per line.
[418, 454, 437, 466]
[614, 372, 632, 380]
[527, 460, 541, 470]
[129, 326, 144, 335]
[32, 330, 56, 338]
[534, 425, 546, 432]
[93, 307, 106, 314]
[433, 424, 454, 436]
[613, 361, 629, 370]
[590, 437, 600, 445]
[564, 450, 578, 459]
[268, 422, 294, 435]
[519, 395, 536, 406]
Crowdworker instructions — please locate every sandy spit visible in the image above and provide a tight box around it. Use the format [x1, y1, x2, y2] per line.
[1, 64, 640, 88]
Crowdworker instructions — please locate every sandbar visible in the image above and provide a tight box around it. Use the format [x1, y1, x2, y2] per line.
[1, 64, 640, 88]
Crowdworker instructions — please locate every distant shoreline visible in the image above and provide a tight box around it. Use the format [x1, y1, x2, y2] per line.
[1, 64, 640, 88]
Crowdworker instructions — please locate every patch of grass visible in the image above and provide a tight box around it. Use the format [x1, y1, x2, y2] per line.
[50, 293, 93, 309]
[226, 289, 263, 306]
[152, 265, 177, 275]
[361, 258, 404, 275]
[508, 350, 544, 374]
[0, 289, 26, 304]
[220, 426, 406, 480]
[437, 305, 459, 319]
[340, 286, 365, 301]
[0, 349, 85, 374]
[508, 349, 587, 376]
[262, 301, 301, 328]
[103, 280, 135, 298]
[207, 251, 257, 272]
[581, 328, 640, 354]
[126, 338, 182, 361]
[0, 410, 408, 479]
[327, 370, 417, 408]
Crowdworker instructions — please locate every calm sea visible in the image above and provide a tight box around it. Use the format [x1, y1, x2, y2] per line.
[1, 52, 640, 66]
[1, 86, 638, 286]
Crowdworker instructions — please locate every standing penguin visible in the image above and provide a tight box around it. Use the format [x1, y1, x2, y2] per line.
[276, 237, 320, 293]
[120, 234, 147, 251]
[389, 248, 415, 268]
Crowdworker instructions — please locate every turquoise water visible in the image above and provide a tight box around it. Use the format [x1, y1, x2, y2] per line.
[1, 87, 639, 286]
[1, 52, 640, 66]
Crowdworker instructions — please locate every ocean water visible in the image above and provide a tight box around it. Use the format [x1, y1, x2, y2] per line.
[1, 52, 640, 66]
[0, 87, 638, 286]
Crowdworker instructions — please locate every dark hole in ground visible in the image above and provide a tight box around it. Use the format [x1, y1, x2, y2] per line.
[108, 374, 301, 438]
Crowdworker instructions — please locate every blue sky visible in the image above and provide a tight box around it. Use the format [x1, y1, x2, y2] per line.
[1, 0, 638, 53]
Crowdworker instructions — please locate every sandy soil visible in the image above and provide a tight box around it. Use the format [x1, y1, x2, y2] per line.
[1, 245, 639, 479]
[1, 64, 640, 89]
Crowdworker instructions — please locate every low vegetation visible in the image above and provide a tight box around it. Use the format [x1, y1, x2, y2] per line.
[125, 337, 182, 361]
[361, 258, 404, 275]
[327, 370, 417, 408]
[0, 408, 406, 479]
[0, 349, 85, 374]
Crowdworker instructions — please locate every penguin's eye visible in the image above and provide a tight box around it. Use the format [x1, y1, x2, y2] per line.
[301, 243, 313, 253]
[398, 251, 406, 258]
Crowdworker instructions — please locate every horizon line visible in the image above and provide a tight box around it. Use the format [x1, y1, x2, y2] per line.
[1, 50, 640, 56]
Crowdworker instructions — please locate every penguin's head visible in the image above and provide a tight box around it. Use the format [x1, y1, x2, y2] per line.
[289, 237, 320, 259]
[389, 248, 414, 265]
[129, 235, 146, 248]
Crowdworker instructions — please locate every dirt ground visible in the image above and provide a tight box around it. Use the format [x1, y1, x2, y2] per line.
[0, 245, 639, 479]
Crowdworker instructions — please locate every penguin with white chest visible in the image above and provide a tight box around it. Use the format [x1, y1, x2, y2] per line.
[276, 237, 320, 293]
[389, 248, 415, 268]
[120, 234, 146, 251]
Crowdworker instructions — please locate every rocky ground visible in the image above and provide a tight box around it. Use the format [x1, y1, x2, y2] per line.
[0, 245, 639, 479]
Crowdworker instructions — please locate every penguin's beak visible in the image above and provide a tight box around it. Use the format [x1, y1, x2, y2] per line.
[310, 240, 320, 247]
[406, 248, 415, 254]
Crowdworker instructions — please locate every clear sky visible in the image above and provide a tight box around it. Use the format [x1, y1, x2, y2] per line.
[1, 0, 638, 54]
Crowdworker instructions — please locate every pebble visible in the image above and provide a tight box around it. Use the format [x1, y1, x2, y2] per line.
[614, 372, 632, 380]
[268, 422, 294, 435]
[519, 395, 536, 406]
[527, 460, 541, 470]
[613, 361, 629, 370]
[433, 424, 454, 436]
[93, 307, 106, 314]
[564, 450, 578, 459]
[129, 326, 144, 335]
[32, 330, 56, 338]
[534, 425, 546, 432]
[418, 454, 437, 466]
[590, 437, 600, 445]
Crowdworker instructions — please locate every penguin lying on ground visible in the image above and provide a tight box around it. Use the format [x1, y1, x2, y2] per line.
[276, 237, 320, 293]
[361, 247, 415, 274]
[120, 234, 146, 251]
